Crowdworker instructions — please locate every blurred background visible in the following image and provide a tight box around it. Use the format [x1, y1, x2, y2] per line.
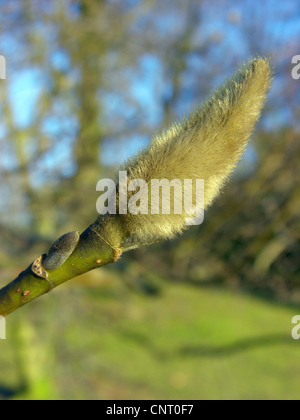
[0, 0, 300, 400]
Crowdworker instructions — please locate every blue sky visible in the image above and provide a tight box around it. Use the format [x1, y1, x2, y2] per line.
[2, 0, 300, 178]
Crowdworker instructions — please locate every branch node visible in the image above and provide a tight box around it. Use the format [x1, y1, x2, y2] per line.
[31, 255, 54, 291]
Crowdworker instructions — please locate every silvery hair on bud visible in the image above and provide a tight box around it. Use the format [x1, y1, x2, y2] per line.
[93, 58, 272, 251]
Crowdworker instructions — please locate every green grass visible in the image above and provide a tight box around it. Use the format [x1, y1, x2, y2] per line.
[0, 272, 299, 400]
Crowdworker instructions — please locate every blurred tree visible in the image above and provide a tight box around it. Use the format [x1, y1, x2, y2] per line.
[0, 0, 299, 303]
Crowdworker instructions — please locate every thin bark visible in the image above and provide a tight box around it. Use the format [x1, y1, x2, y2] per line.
[0, 225, 119, 317]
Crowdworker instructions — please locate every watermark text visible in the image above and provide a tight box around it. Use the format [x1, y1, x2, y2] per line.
[96, 171, 204, 226]
[0, 316, 6, 339]
[0, 55, 6, 80]
[291, 55, 300, 80]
